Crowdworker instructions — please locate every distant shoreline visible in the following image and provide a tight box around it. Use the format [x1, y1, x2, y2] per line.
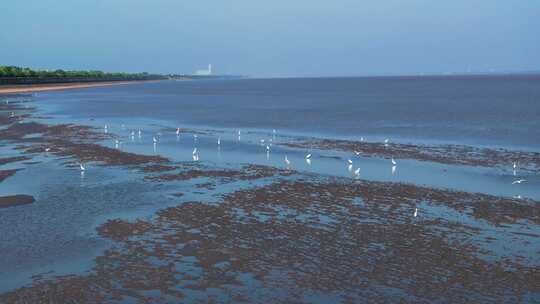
[0, 80, 160, 94]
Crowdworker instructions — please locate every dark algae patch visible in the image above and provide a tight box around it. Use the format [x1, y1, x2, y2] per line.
[0, 195, 34, 209]
[2, 174, 538, 303]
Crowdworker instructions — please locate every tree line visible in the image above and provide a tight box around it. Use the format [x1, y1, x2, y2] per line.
[0, 65, 161, 80]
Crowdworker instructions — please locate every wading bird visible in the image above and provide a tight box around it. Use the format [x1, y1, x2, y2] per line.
[512, 179, 526, 184]
[414, 207, 418, 217]
[354, 167, 360, 178]
[391, 157, 397, 165]
[176, 128, 181, 136]
[285, 155, 291, 166]
[305, 153, 312, 159]
[217, 137, 221, 145]
[79, 163, 86, 171]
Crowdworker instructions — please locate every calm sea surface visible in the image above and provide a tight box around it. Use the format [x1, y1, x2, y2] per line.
[39, 75, 540, 150]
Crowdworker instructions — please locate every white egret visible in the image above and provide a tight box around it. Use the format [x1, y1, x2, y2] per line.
[354, 167, 360, 178]
[176, 128, 181, 136]
[285, 155, 291, 166]
[391, 157, 397, 165]
[138, 129, 142, 138]
[347, 159, 353, 164]
[391, 165, 396, 175]
[306, 158, 312, 166]
[512, 179, 526, 184]
[266, 145, 270, 152]
[217, 137, 221, 145]
[305, 153, 312, 159]
[354, 151, 361, 156]
[79, 163, 86, 171]
[414, 207, 418, 217]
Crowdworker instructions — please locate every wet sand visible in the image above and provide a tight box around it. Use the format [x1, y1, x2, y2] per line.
[1, 95, 539, 303]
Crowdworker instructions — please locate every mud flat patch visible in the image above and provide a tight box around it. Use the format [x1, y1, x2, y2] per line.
[144, 164, 293, 183]
[0, 195, 34, 209]
[0, 121, 169, 169]
[0, 169, 23, 183]
[282, 138, 540, 172]
[0, 156, 31, 166]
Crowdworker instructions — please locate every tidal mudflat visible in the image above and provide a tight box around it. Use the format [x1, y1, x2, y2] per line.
[0, 83, 539, 303]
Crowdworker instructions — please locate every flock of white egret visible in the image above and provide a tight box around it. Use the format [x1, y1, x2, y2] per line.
[73, 125, 529, 192]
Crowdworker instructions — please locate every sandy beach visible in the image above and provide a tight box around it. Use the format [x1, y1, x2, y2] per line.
[0, 80, 158, 94]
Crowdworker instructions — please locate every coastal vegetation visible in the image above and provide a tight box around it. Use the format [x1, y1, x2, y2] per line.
[0, 65, 165, 84]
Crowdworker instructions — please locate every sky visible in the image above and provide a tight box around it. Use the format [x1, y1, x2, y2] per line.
[1, 0, 539, 77]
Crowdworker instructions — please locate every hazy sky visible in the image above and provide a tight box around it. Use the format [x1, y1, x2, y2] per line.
[1, 0, 539, 77]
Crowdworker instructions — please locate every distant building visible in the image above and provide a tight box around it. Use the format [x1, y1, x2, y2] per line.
[195, 64, 212, 76]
